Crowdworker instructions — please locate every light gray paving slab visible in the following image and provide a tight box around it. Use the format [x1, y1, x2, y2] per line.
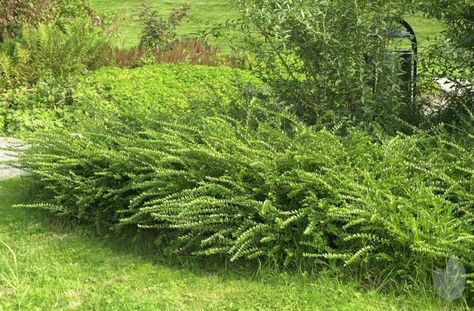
[0, 137, 25, 180]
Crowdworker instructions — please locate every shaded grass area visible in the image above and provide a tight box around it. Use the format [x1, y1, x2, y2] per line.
[0, 178, 463, 310]
[91, 0, 444, 52]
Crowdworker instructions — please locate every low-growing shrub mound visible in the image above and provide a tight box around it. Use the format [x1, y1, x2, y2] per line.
[0, 65, 261, 134]
[17, 98, 474, 297]
[88, 65, 262, 110]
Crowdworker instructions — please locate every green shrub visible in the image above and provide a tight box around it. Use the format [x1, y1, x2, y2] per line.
[0, 65, 262, 135]
[236, 0, 422, 128]
[139, 1, 191, 50]
[0, 19, 112, 91]
[0, 76, 102, 135]
[237, 0, 472, 133]
[0, 0, 95, 41]
[17, 99, 473, 297]
[416, 1, 474, 129]
[88, 65, 262, 111]
[419, 0, 474, 50]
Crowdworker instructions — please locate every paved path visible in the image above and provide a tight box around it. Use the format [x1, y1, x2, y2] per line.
[0, 137, 25, 180]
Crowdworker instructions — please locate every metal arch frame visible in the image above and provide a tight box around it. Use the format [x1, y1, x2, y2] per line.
[399, 19, 418, 100]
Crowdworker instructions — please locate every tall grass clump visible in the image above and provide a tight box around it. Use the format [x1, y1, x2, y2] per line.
[16, 98, 473, 297]
[0, 239, 19, 294]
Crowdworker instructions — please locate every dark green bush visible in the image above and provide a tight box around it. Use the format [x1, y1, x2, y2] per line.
[237, 0, 474, 135]
[236, 0, 421, 128]
[17, 97, 473, 297]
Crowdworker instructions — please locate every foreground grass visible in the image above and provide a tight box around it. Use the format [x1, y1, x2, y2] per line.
[91, 0, 443, 51]
[0, 178, 463, 310]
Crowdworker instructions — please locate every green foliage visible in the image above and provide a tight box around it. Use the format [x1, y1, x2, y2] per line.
[0, 65, 261, 135]
[0, 76, 101, 135]
[17, 97, 473, 297]
[0, 19, 112, 92]
[139, 1, 191, 50]
[88, 65, 262, 111]
[0, 0, 95, 40]
[419, 0, 474, 50]
[0, 179, 460, 310]
[416, 1, 473, 129]
[236, 0, 422, 128]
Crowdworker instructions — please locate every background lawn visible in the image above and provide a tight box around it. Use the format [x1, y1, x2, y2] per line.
[91, 0, 240, 51]
[0, 178, 461, 310]
[90, 0, 444, 51]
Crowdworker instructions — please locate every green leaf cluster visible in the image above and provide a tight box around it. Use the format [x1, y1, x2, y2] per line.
[17, 89, 473, 293]
[237, 0, 422, 128]
[0, 19, 112, 92]
[0, 65, 262, 135]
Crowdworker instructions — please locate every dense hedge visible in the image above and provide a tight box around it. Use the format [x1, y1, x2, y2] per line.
[17, 94, 473, 296]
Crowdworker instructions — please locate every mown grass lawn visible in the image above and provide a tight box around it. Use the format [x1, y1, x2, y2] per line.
[0, 178, 462, 310]
[90, 0, 239, 50]
[90, 0, 444, 51]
